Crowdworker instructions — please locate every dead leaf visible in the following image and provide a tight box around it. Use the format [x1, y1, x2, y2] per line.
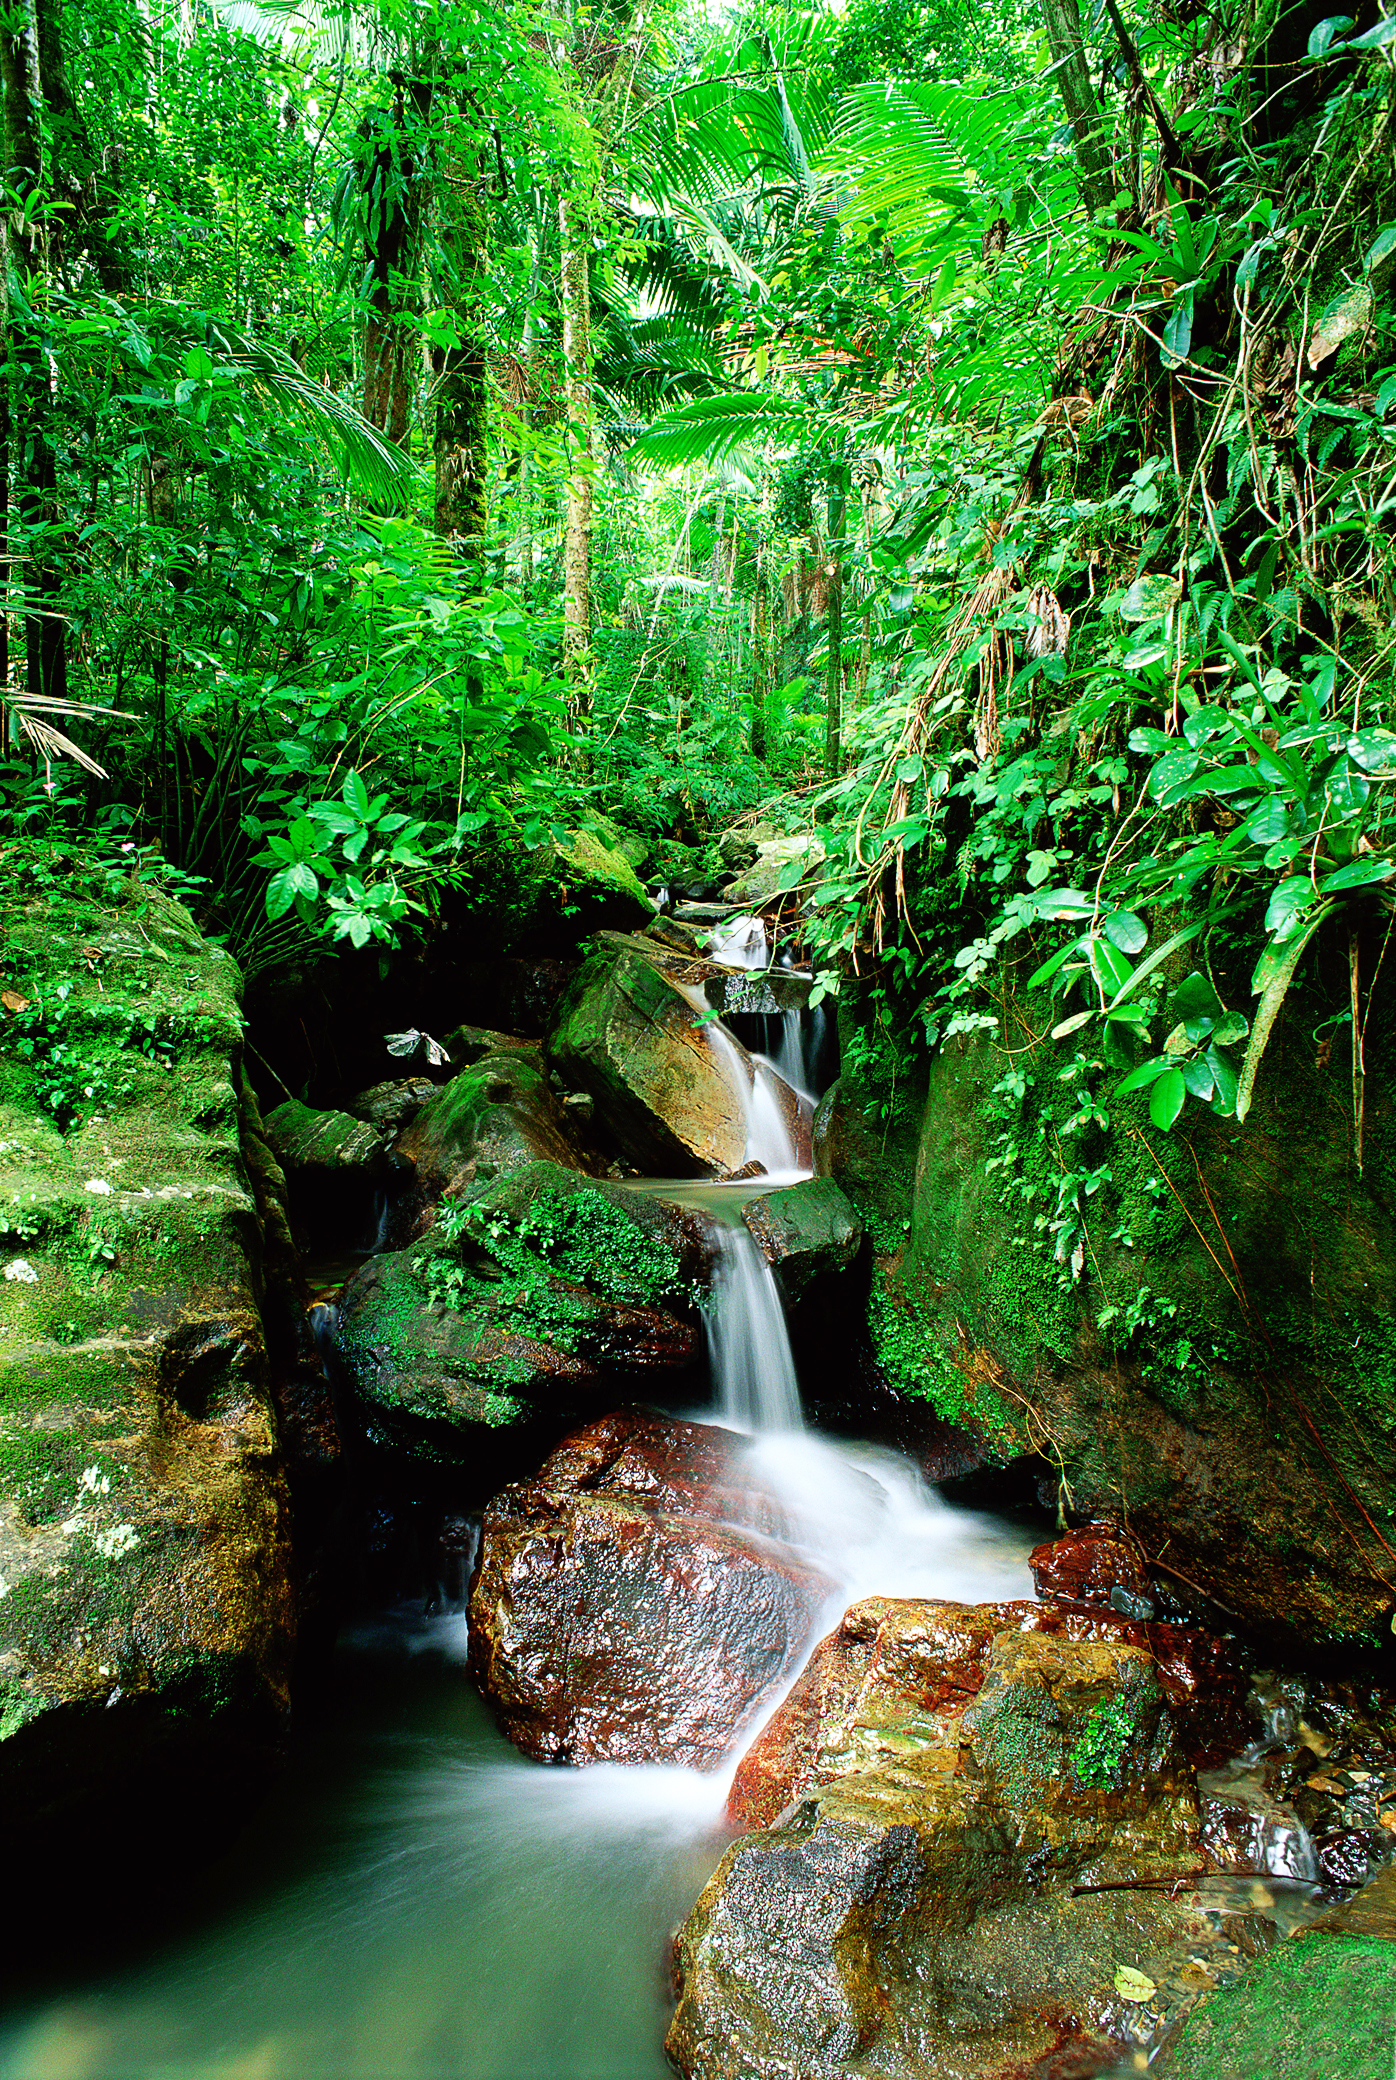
[1379, 1811, 1396, 1832]
[1114, 1965, 1158, 2003]
[0, 991, 29, 1014]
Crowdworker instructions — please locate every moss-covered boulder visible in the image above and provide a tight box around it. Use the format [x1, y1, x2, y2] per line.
[392, 1046, 600, 1205]
[328, 1163, 702, 1467]
[449, 828, 653, 954]
[1161, 1929, 1396, 2079]
[826, 1000, 1396, 1647]
[722, 834, 825, 905]
[263, 1097, 393, 1251]
[549, 937, 755, 1174]
[0, 861, 297, 1842]
[742, 1177, 861, 1304]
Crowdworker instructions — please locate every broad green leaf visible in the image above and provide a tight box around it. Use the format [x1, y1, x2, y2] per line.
[1149, 1066, 1187, 1129]
[1237, 902, 1336, 1120]
[1103, 910, 1147, 955]
[1148, 747, 1202, 801]
[1246, 798, 1289, 845]
[1180, 1056, 1215, 1100]
[266, 867, 299, 921]
[1162, 293, 1193, 365]
[343, 768, 371, 818]
[1027, 938, 1086, 991]
[1347, 728, 1396, 775]
[1264, 877, 1315, 938]
[1319, 855, 1396, 893]
[1090, 936, 1134, 997]
[1116, 1057, 1170, 1095]
[1170, 971, 1223, 1024]
[1052, 1010, 1095, 1040]
[1308, 14, 1353, 54]
[1325, 765, 1370, 816]
[1206, 1046, 1239, 1113]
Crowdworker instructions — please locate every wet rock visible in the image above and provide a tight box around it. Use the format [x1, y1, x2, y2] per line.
[1198, 1765, 1317, 1879]
[264, 1098, 390, 1180]
[722, 834, 825, 905]
[1031, 1524, 1153, 1612]
[0, 881, 295, 1846]
[393, 1048, 599, 1206]
[729, 1597, 1006, 1830]
[347, 1078, 439, 1134]
[670, 1620, 1210, 2080]
[469, 1411, 834, 1767]
[742, 1178, 862, 1306]
[329, 1178, 700, 1462]
[549, 938, 755, 1174]
[437, 1025, 541, 1068]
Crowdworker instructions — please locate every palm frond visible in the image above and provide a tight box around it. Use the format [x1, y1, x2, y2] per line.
[625, 393, 808, 469]
[215, 328, 420, 508]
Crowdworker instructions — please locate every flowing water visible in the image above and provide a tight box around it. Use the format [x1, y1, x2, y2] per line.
[0, 991, 1039, 2080]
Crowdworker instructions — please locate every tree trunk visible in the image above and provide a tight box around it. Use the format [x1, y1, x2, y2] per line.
[824, 463, 846, 777]
[432, 135, 488, 586]
[361, 81, 427, 445]
[2, 0, 64, 705]
[1042, 0, 1113, 218]
[559, 189, 593, 722]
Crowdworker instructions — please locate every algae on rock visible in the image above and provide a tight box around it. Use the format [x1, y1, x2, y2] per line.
[0, 871, 299, 1841]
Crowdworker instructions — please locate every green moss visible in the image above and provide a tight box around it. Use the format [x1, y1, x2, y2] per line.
[0, 1678, 42, 1741]
[868, 1281, 1012, 1440]
[1164, 1933, 1396, 2079]
[0, 1426, 127, 1528]
[0, 1531, 141, 1665]
[470, 1183, 687, 1308]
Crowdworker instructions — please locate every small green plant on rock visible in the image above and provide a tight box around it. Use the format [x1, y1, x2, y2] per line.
[1070, 1696, 1136, 1789]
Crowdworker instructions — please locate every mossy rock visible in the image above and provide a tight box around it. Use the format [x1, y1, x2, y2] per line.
[549, 938, 752, 1174]
[392, 1048, 598, 1199]
[328, 1165, 702, 1466]
[0, 856, 296, 1843]
[880, 1003, 1396, 1646]
[577, 811, 648, 872]
[742, 1177, 862, 1304]
[448, 827, 653, 954]
[1162, 1931, 1396, 2079]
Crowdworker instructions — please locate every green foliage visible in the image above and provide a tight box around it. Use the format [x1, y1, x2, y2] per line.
[1070, 1695, 1137, 1790]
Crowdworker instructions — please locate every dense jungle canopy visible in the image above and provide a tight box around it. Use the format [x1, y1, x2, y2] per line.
[2, 0, 1395, 1218]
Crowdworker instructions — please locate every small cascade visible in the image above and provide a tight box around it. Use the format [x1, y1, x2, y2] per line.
[674, 981, 806, 1179]
[705, 914, 768, 970]
[705, 1223, 803, 1433]
[772, 1009, 815, 1105]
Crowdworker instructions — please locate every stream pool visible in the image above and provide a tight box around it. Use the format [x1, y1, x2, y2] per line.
[0, 1610, 730, 2080]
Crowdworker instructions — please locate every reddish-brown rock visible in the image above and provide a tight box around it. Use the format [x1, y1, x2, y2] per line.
[1029, 1523, 1152, 1610]
[468, 1412, 834, 1768]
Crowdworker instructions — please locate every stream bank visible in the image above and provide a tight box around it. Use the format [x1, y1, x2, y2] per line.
[3, 843, 1396, 2077]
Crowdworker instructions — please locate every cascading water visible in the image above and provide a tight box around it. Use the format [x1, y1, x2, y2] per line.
[672, 982, 805, 1179]
[0, 991, 1037, 2080]
[704, 1223, 803, 1433]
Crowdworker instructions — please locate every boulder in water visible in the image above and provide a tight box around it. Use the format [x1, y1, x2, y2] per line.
[468, 1410, 834, 1767]
[549, 938, 756, 1174]
[742, 1177, 862, 1304]
[669, 1612, 1215, 2080]
[347, 1077, 439, 1134]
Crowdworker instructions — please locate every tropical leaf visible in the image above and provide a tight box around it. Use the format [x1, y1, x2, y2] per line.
[625, 392, 808, 468]
[215, 327, 419, 507]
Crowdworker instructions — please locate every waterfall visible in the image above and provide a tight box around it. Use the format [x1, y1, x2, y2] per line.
[674, 982, 806, 1179]
[705, 1223, 803, 1433]
[705, 914, 768, 970]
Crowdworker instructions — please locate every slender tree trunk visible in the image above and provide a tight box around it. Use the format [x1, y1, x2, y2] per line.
[361, 81, 427, 445]
[2, 0, 63, 705]
[1042, 0, 1113, 217]
[824, 462, 846, 777]
[433, 136, 488, 584]
[559, 189, 593, 722]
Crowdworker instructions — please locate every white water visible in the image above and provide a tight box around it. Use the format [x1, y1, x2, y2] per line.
[672, 982, 805, 1179]
[704, 914, 768, 970]
[705, 1223, 803, 1433]
[0, 1013, 1037, 2080]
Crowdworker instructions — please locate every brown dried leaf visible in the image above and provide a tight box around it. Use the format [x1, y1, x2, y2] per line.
[0, 990, 29, 1014]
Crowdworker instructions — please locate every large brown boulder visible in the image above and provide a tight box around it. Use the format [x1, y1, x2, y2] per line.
[468, 1411, 834, 1767]
[549, 938, 759, 1174]
[668, 1614, 1215, 2080]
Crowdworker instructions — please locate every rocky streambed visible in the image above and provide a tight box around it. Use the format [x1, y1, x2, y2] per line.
[4, 858, 1396, 2078]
